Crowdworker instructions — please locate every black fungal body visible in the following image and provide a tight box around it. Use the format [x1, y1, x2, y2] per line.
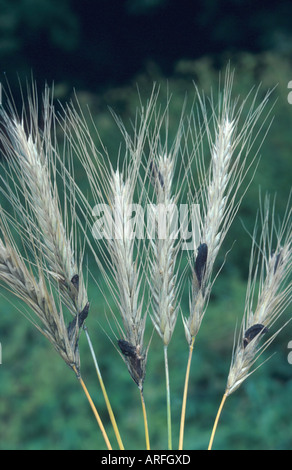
[78, 301, 90, 327]
[118, 339, 145, 387]
[118, 339, 137, 358]
[195, 243, 208, 288]
[243, 323, 268, 349]
[67, 301, 90, 341]
[71, 274, 79, 292]
[149, 160, 164, 189]
[273, 250, 283, 274]
[158, 170, 164, 189]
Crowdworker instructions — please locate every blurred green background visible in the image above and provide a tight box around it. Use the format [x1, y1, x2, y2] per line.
[0, 0, 292, 450]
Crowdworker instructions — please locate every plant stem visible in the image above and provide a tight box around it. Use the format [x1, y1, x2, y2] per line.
[164, 345, 172, 450]
[84, 327, 124, 450]
[178, 336, 195, 450]
[140, 387, 150, 450]
[73, 365, 112, 450]
[208, 392, 228, 450]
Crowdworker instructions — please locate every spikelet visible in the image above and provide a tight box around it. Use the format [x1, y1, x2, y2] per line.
[183, 70, 272, 344]
[226, 194, 292, 395]
[0, 86, 89, 337]
[59, 90, 159, 388]
[0, 211, 81, 374]
[148, 152, 180, 346]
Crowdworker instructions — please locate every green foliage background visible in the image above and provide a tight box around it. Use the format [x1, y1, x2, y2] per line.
[0, 50, 292, 449]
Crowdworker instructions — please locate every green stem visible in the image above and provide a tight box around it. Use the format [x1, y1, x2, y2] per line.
[164, 345, 172, 450]
[178, 336, 195, 450]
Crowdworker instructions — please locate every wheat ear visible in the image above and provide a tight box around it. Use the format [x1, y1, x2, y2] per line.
[0, 211, 81, 372]
[0, 87, 116, 449]
[0, 211, 112, 447]
[147, 152, 181, 450]
[183, 70, 272, 343]
[0, 88, 88, 316]
[60, 90, 159, 449]
[179, 69, 272, 449]
[208, 194, 292, 450]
